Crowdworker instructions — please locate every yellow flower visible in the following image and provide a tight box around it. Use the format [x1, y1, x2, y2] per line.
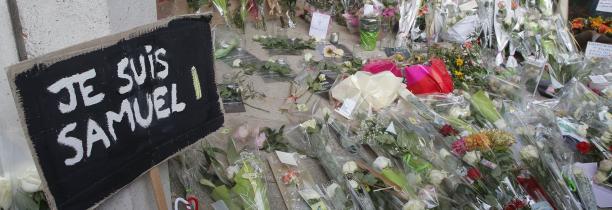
[453, 70, 464, 79]
[483, 130, 515, 150]
[591, 16, 604, 29]
[455, 57, 464, 67]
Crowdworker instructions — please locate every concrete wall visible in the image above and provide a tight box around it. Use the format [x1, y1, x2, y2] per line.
[0, 0, 23, 178]
[0, 0, 170, 209]
[108, 0, 158, 33]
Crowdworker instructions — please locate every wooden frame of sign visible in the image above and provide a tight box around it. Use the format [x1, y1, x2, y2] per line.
[7, 14, 223, 210]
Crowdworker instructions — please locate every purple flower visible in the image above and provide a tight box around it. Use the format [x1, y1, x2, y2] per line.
[382, 7, 397, 18]
[255, 132, 267, 149]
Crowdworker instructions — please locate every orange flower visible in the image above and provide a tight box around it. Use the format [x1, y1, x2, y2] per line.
[464, 133, 492, 151]
[571, 18, 585, 30]
[511, 0, 518, 10]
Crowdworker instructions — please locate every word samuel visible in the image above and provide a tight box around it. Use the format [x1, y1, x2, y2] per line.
[47, 46, 187, 166]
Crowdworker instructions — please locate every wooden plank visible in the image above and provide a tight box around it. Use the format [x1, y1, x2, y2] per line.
[149, 166, 168, 210]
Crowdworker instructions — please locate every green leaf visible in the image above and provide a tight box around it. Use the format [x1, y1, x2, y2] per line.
[226, 139, 240, 164]
[470, 91, 502, 126]
[381, 168, 409, 193]
[199, 178, 216, 188]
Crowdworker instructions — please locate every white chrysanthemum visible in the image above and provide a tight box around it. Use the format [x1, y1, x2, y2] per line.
[462, 151, 481, 166]
[342, 161, 358, 174]
[0, 176, 11, 209]
[520, 145, 539, 161]
[373, 156, 391, 170]
[19, 168, 42, 193]
[402, 199, 426, 210]
[428, 170, 448, 186]
[232, 59, 242, 67]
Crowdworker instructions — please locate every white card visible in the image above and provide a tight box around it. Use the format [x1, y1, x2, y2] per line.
[276, 151, 298, 166]
[585, 42, 612, 58]
[364, 4, 375, 16]
[386, 122, 397, 135]
[335, 98, 357, 119]
[308, 12, 331, 40]
[597, 0, 612, 12]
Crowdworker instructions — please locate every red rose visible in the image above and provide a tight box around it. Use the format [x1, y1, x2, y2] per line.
[467, 167, 482, 180]
[576, 142, 592, 154]
[440, 124, 459, 136]
[608, 145, 612, 152]
[504, 199, 526, 210]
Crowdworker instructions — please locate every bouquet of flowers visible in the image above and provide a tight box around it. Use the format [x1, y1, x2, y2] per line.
[571, 16, 612, 37]
[428, 41, 489, 92]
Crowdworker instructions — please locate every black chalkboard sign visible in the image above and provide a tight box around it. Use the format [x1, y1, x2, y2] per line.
[7, 14, 223, 210]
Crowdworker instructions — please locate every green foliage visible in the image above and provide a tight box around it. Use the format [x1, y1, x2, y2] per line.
[187, 0, 208, 12]
[241, 61, 292, 76]
[254, 36, 316, 51]
[261, 126, 290, 152]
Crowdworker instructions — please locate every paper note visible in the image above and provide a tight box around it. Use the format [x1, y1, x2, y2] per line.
[308, 12, 331, 40]
[585, 42, 612, 58]
[276, 151, 298, 166]
[335, 98, 357, 119]
[597, 0, 612, 13]
[574, 162, 612, 208]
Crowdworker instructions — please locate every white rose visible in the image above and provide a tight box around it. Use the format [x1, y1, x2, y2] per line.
[348, 179, 359, 189]
[462, 151, 481, 166]
[577, 124, 589, 137]
[439, 148, 451, 160]
[267, 58, 276, 63]
[19, 168, 42, 193]
[373, 156, 391, 171]
[300, 119, 317, 129]
[226, 165, 239, 179]
[343, 61, 352, 67]
[594, 171, 608, 184]
[402, 199, 426, 210]
[253, 35, 261, 40]
[304, 53, 313, 62]
[342, 161, 358, 174]
[0, 176, 11, 209]
[334, 48, 345, 57]
[232, 59, 242, 67]
[600, 159, 612, 172]
[428, 170, 448, 186]
[520, 145, 539, 161]
[318, 74, 326, 81]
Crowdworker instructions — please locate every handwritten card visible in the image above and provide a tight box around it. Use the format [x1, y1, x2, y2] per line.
[585, 42, 612, 58]
[596, 0, 612, 13]
[309, 12, 331, 40]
